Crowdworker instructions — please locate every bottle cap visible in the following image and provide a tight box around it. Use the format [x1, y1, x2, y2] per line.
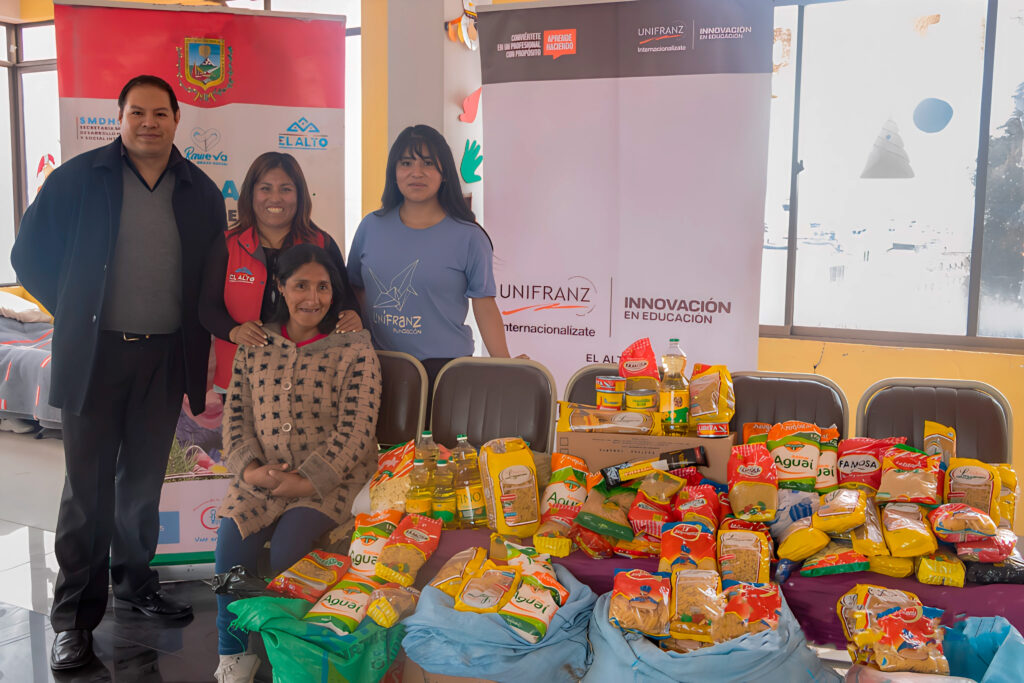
[457, 433, 467, 440]
[422, 430, 432, 437]
[413, 458, 424, 464]
[669, 338, 679, 343]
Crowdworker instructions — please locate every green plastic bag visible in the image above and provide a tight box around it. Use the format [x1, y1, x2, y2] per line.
[228, 596, 404, 683]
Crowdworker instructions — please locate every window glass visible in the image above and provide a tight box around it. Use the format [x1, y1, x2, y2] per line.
[978, 0, 1024, 339]
[0, 28, 8, 62]
[793, 0, 985, 334]
[21, 25, 56, 61]
[22, 70, 61, 208]
[271, 0, 360, 26]
[0, 68, 14, 284]
[759, 5, 798, 326]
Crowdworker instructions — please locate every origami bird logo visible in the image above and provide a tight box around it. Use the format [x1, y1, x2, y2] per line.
[369, 261, 419, 312]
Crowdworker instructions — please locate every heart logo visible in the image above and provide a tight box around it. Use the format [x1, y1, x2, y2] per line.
[191, 127, 221, 153]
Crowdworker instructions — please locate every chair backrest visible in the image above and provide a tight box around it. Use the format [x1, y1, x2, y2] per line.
[564, 363, 619, 404]
[375, 351, 427, 449]
[430, 357, 557, 453]
[856, 378, 1013, 464]
[729, 371, 850, 439]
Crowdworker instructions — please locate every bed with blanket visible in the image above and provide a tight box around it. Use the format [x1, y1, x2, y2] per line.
[0, 315, 61, 430]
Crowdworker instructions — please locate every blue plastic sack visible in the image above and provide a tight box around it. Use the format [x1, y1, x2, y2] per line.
[944, 616, 1024, 683]
[583, 591, 841, 683]
[402, 564, 596, 683]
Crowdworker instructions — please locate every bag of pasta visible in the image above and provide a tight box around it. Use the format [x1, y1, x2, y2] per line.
[837, 437, 906, 494]
[869, 555, 914, 578]
[267, 550, 352, 602]
[366, 584, 420, 628]
[702, 478, 733, 519]
[727, 443, 778, 522]
[800, 540, 869, 577]
[928, 502, 998, 544]
[710, 582, 781, 643]
[498, 576, 561, 644]
[847, 586, 948, 674]
[613, 533, 661, 559]
[915, 549, 966, 587]
[628, 471, 682, 537]
[768, 489, 820, 541]
[668, 569, 723, 642]
[956, 527, 1017, 563]
[374, 513, 442, 586]
[877, 445, 942, 505]
[349, 509, 403, 577]
[849, 497, 888, 557]
[812, 488, 867, 534]
[574, 479, 636, 541]
[569, 523, 615, 560]
[816, 426, 840, 494]
[996, 464, 1018, 529]
[688, 364, 735, 437]
[498, 538, 570, 606]
[923, 420, 956, 467]
[453, 560, 520, 613]
[479, 437, 540, 538]
[556, 401, 657, 435]
[670, 484, 721, 532]
[369, 440, 416, 513]
[777, 517, 830, 562]
[659, 522, 718, 572]
[945, 457, 1000, 519]
[742, 421, 772, 445]
[429, 546, 487, 597]
[608, 568, 671, 639]
[836, 584, 920, 660]
[717, 518, 772, 584]
[881, 503, 937, 558]
[767, 421, 821, 492]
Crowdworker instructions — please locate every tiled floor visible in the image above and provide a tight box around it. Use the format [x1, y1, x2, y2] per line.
[0, 430, 271, 682]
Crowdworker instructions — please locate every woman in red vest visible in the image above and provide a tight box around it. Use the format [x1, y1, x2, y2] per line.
[200, 152, 361, 393]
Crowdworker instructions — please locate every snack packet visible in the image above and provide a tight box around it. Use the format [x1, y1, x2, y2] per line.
[671, 485, 721, 532]
[349, 509, 403, 577]
[816, 426, 840, 494]
[689, 364, 735, 437]
[849, 497, 888, 557]
[767, 421, 821, 492]
[574, 480, 636, 541]
[881, 503, 938, 558]
[366, 584, 420, 628]
[800, 540, 869, 577]
[727, 443, 778, 522]
[868, 555, 914, 578]
[945, 457, 1000, 519]
[608, 568, 672, 639]
[812, 488, 868, 534]
[303, 573, 376, 635]
[877, 445, 942, 505]
[742, 422, 773, 445]
[928, 503, 998, 544]
[618, 338, 660, 388]
[965, 547, 1024, 584]
[923, 420, 956, 467]
[955, 527, 1017, 563]
[369, 440, 416, 513]
[375, 514, 442, 586]
[429, 546, 487, 597]
[267, 550, 352, 602]
[717, 518, 771, 584]
[837, 437, 907, 494]
[767, 489, 820, 541]
[668, 569, 723, 642]
[710, 582, 781, 643]
[556, 401, 659, 435]
[659, 522, 717, 573]
[777, 517, 830, 562]
[915, 549, 965, 587]
[569, 523, 615, 560]
[499, 578, 561, 644]
[453, 560, 521, 613]
[996, 464, 1018, 529]
[479, 437, 540, 538]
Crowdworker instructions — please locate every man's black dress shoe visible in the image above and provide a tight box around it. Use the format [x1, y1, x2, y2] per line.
[50, 629, 94, 670]
[113, 589, 193, 618]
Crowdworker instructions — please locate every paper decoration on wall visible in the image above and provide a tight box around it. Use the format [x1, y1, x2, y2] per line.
[446, 13, 479, 51]
[914, 14, 941, 36]
[861, 119, 915, 178]
[461, 139, 483, 183]
[459, 87, 482, 123]
[913, 98, 953, 133]
[36, 154, 55, 194]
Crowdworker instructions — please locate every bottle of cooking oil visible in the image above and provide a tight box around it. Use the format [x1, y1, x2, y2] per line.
[432, 454, 457, 528]
[416, 430, 440, 469]
[452, 434, 486, 529]
[659, 338, 689, 436]
[405, 458, 433, 516]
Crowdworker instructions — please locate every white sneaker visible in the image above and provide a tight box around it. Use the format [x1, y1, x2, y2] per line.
[214, 653, 260, 683]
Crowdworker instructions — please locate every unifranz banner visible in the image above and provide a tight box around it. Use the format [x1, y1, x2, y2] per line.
[477, 0, 771, 390]
[53, 0, 346, 562]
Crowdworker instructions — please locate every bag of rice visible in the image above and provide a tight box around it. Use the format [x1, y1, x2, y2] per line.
[717, 518, 771, 584]
[996, 464, 1018, 529]
[349, 509, 403, 577]
[375, 513, 442, 586]
[574, 479, 636, 541]
[303, 573, 378, 635]
[928, 502, 998, 544]
[837, 437, 907, 493]
[881, 503, 938, 558]
[868, 555, 914, 578]
[923, 420, 956, 467]
[535, 459, 597, 557]
[429, 546, 487, 597]
[945, 457, 1000, 519]
[267, 550, 352, 602]
[964, 547, 1024, 584]
[727, 443, 778, 522]
[777, 517, 830, 562]
[498, 538, 569, 606]
[955, 527, 1017, 563]
[812, 488, 868, 534]
[767, 421, 821, 492]
[816, 425, 840, 494]
[498, 577, 561, 644]
[366, 584, 420, 628]
[453, 560, 521, 613]
[877, 445, 942, 505]
[800, 540, 869, 577]
[849, 497, 888, 557]
[668, 569, 723, 642]
[710, 582, 781, 643]
[767, 489, 820, 541]
[915, 549, 965, 587]
[369, 441, 416, 513]
[670, 484, 720, 532]
[608, 568, 672, 639]
[743, 422, 772, 445]
[659, 522, 718, 573]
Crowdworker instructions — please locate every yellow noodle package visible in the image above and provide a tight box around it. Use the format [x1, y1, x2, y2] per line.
[915, 549, 965, 588]
[555, 401, 662, 435]
[366, 585, 420, 628]
[479, 437, 540, 537]
[668, 569, 723, 642]
[688, 364, 735, 437]
[850, 497, 888, 557]
[777, 517, 830, 562]
[609, 569, 672, 639]
[945, 457, 1000, 519]
[454, 560, 521, 613]
[727, 444, 778, 522]
[717, 518, 772, 584]
[429, 546, 487, 598]
[869, 555, 914, 578]
[923, 420, 956, 466]
[996, 464, 1018, 529]
[812, 488, 868, 534]
[881, 503, 937, 558]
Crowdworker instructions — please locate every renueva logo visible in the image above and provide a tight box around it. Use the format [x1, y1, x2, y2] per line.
[543, 29, 576, 59]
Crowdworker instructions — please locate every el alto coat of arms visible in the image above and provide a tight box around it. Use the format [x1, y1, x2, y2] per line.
[176, 37, 233, 102]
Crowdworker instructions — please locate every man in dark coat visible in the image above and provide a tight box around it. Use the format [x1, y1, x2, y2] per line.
[11, 75, 226, 671]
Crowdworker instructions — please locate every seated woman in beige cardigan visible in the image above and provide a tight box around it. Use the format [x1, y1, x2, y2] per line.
[212, 243, 381, 683]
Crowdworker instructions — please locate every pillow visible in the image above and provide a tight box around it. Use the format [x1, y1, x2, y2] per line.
[0, 291, 51, 323]
[0, 286, 52, 318]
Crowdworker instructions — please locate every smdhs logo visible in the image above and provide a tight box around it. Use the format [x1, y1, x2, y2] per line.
[279, 117, 329, 151]
[229, 266, 256, 284]
[184, 127, 229, 166]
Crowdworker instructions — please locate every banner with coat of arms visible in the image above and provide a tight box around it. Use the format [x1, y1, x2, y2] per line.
[52, 0, 346, 564]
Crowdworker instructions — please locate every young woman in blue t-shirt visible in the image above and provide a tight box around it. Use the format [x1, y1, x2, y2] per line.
[348, 124, 518, 390]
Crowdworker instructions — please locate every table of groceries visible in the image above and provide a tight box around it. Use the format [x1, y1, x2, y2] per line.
[226, 341, 1024, 682]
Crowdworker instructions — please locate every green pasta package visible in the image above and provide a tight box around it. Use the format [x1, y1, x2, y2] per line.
[727, 444, 778, 522]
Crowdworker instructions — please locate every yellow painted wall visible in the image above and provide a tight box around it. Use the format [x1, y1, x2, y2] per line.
[361, 0, 387, 215]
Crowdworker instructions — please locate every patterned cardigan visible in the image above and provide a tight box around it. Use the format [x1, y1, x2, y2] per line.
[217, 328, 381, 538]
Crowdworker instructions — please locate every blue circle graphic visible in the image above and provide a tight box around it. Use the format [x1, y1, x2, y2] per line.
[913, 98, 953, 133]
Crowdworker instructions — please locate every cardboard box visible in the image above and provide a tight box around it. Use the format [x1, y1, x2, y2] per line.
[555, 432, 736, 484]
[154, 475, 232, 562]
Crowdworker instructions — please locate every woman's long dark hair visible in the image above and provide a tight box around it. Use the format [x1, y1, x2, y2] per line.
[377, 124, 492, 246]
[268, 244, 346, 334]
[229, 152, 321, 249]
